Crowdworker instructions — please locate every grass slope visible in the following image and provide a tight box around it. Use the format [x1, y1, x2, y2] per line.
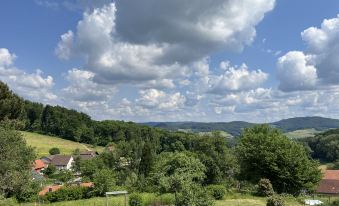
[284, 128, 320, 139]
[22, 131, 104, 157]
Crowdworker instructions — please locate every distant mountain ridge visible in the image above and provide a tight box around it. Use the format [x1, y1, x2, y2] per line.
[142, 116, 339, 136]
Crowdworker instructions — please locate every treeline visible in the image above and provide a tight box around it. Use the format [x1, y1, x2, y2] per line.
[302, 129, 339, 162]
[0, 81, 165, 146]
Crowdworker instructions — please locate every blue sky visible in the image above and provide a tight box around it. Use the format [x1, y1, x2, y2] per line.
[1, 0, 339, 122]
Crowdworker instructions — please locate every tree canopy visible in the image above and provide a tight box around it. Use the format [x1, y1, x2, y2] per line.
[236, 125, 321, 195]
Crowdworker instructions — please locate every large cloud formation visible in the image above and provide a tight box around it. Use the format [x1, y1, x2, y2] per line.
[56, 0, 275, 85]
[278, 15, 339, 91]
[0, 48, 57, 103]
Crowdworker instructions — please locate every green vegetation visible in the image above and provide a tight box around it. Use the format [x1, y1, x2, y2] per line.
[0, 81, 332, 205]
[302, 129, 339, 162]
[237, 125, 321, 195]
[144, 116, 339, 135]
[0, 127, 38, 202]
[21, 131, 104, 157]
[284, 128, 320, 139]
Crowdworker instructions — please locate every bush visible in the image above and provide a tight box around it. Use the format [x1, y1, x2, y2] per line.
[207, 185, 226, 200]
[129, 193, 142, 206]
[266, 195, 285, 206]
[330, 200, 339, 206]
[49, 147, 60, 155]
[43, 186, 92, 202]
[0, 195, 17, 206]
[256, 178, 274, 197]
[177, 184, 215, 206]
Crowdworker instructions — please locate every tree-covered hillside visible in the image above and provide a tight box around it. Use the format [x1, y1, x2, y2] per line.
[143, 116, 339, 135]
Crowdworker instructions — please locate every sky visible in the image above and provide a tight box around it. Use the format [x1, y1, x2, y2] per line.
[1, 0, 339, 123]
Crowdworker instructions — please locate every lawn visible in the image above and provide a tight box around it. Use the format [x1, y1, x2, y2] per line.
[8, 194, 339, 206]
[21, 131, 104, 157]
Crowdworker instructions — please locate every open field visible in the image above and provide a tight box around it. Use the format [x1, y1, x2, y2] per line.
[21, 131, 104, 157]
[284, 128, 320, 139]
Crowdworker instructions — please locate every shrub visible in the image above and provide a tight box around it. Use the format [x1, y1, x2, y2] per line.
[266, 195, 285, 206]
[43, 186, 92, 202]
[129, 193, 143, 206]
[49, 147, 60, 155]
[330, 200, 339, 206]
[207, 185, 226, 200]
[257, 178, 274, 197]
[177, 184, 215, 206]
[0, 195, 17, 206]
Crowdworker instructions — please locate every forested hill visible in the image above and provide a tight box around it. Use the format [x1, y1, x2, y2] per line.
[0, 81, 162, 147]
[143, 116, 339, 136]
[271, 116, 339, 132]
[143, 121, 255, 136]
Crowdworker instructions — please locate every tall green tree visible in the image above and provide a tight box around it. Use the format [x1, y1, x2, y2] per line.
[0, 127, 36, 198]
[150, 152, 208, 205]
[236, 125, 321, 195]
[0, 81, 25, 129]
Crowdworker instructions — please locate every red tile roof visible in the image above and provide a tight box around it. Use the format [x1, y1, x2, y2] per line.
[34, 159, 46, 170]
[316, 179, 339, 194]
[39, 185, 62, 196]
[38, 182, 94, 196]
[323, 170, 339, 180]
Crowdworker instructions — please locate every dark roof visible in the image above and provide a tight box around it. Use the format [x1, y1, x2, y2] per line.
[79, 151, 98, 160]
[50, 155, 72, 166]
[80, 151, 98, 155]
[317, 179, 339, 194]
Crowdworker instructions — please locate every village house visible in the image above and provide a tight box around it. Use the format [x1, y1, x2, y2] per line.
[49, 155, 74, 170]
[33, 159, 46, 173]
[316, 170, 339, 195]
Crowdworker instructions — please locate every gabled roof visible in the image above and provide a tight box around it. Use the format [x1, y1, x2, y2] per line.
[50, 155, 73, 166]
[316, 179, 339, 194]
[34, 159, 46, 170]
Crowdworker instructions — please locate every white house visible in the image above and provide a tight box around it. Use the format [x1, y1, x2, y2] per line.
[50, 155, 74, 170]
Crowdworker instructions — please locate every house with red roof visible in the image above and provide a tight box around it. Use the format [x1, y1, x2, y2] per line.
[317, 170, 339, 195]
[33, 159, 46, 173]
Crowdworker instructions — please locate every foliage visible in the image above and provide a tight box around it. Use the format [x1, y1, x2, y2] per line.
[266, 195, 285, 206]
[256, 179, 274, 197]
[176, 183, 215, 206]
[54, 170, 73, 183]
[93, 169, 116, 196]
[44, 164, 56, 176]
[0, 127, 36, 198]
[150, 152, 206, 194]
[49, 147, 61, 155]
[0, 82, 25, 123]
[0, 195, 17, 206]
[149, 152, 214, 205]
[329, 200, 339, 206]
[129, 193, 142, 206]
[15, 181, 40, 203]
[237, 125, 322, 195]
[207, 185, 226, 200]
[303, 129, 339, 162]
[43, 186, 92, 202]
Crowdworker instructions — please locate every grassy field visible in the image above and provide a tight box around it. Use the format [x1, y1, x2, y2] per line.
[11, 194, 339, 206]
[284, 128, 320, 139]
[21, 131, 104, 157]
